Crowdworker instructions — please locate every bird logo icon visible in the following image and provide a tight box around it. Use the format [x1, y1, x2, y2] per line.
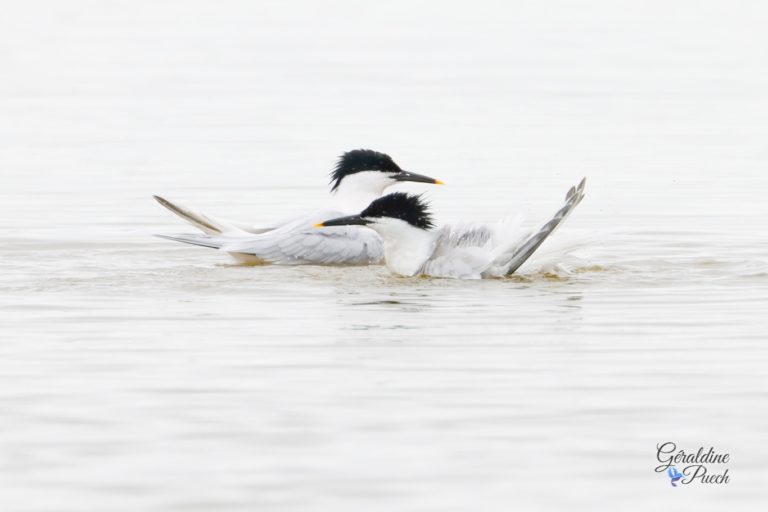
[667, 466, 684, 487]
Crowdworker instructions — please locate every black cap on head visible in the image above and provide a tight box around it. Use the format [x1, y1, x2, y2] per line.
[330, 149, 402, 191]
[361, 192, 434, 230]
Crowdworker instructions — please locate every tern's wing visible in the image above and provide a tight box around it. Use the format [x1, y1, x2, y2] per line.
[214, 210, 384, 265]
[419, 225, 494, 279]
[432, 223, 494, 253]
[153, 195, 277, 235]
[220, 226, 383, 265]
[155, 209, 384, 265]
[500, 178, 586, 275]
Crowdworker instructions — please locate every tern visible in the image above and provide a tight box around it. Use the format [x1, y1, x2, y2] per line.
[154, 149, 443, 265]
[315, 178, 586, 279]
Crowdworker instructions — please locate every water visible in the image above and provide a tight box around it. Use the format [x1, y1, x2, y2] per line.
[2, 1, 767, 510]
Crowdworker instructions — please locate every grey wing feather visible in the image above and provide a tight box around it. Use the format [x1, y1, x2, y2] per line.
[504, 177, 586, 274]
[432, 224, 494, 256]
[447, 226, 493, 248]
[155, 208, 385, 265]
[153, 195, 276, 235]
[220, 225, 384, 265]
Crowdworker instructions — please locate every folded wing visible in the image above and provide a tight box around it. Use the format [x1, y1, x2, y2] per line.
[157, 209, 384, 266]
[221, 226, 383, 265]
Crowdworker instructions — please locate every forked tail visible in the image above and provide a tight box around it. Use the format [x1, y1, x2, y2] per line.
[154, 233, 224, 249]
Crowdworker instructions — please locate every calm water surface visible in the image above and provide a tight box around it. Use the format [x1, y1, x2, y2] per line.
[1, 1, 768, 511]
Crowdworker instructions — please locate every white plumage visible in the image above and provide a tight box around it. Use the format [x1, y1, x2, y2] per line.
[153, 150, 442, 265]
[157, 210, 383, 265]
[317, 178, 586, 279]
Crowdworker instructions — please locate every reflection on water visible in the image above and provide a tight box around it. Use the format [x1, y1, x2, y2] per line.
[2, 0, 768, 511]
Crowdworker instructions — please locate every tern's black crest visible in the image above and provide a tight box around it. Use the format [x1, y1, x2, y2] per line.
[330, 149, 402, 191]
[361, 192, 434, 230]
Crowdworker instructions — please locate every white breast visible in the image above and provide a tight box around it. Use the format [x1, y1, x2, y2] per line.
[371, 218, 436, 276]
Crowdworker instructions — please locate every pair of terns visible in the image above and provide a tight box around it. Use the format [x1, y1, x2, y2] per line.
[155, 149, 586, 279]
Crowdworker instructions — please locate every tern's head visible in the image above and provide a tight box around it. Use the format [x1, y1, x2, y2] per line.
[316, 192, 435, 233]
[330, 149, 443, 195]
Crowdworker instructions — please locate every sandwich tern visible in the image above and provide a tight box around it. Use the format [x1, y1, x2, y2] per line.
[315, 178, 586, 279]
[154, 149, 443, 265]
